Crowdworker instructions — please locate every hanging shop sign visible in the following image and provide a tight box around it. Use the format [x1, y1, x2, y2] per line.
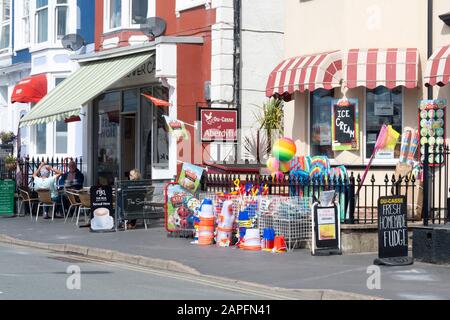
[418, 99, 446, 166]
[374, 195, 413, 266]
[331, 98, 359, 151]
[0, 180, 15, 216]
[90, 186, 114, 232]
[311, 202, 341, 255]
[178, 163, 205, 194]
[199, 108, 238, 142]
[163, 115, 189, 142]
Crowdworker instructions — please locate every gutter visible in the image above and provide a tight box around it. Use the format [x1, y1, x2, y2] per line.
[427, 0, 433, 99]
[234, 0, 242, 163]
[0, 62, 31, 75]
[71, 36, 204, 63]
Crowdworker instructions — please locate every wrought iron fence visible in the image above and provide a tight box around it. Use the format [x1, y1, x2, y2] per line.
[205, 170, 423, 225]
[0, 156, 83, 188]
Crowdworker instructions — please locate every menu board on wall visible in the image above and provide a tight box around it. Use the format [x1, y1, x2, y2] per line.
[0, 180, 15, 216]
[418, 99, 446, 166]
[332, 98, 359, 151]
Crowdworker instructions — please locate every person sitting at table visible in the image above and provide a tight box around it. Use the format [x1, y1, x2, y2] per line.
[33, 162, 63, 219]
[59, 161, 84, 190]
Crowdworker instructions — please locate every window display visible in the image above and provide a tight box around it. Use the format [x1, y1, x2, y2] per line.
[310, 89, 334, 158]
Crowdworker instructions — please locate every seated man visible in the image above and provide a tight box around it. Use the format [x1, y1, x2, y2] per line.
[59, 161, 84, 190]
[33, 162, 63, 219]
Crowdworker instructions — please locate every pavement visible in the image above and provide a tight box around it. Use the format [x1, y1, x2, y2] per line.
[1, 216, 450, 300]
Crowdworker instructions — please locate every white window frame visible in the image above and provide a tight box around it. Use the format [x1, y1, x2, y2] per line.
[176, 0, 211, 16]
[104, 0, 123, 32]
[55, 0, 69, 40]
[35, 0, 49, 44]
[129, 0, 154, 28]
[363, 87, 404, 166]
[0, 0, 11, 53]
[14, 0, 31, 50]
[52, 74, 69, 156]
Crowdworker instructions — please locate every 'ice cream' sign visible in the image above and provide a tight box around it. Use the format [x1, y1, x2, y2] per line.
[200, 108, 238, 142]
[332, 98, 359, 151]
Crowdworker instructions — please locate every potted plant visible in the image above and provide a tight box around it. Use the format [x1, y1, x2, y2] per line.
[4, 154, 17, 171]
[0, 131, 17, 145]
[253, 98, 284, 154]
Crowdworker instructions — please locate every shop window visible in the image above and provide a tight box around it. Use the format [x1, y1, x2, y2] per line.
[96, 92, 120, 186]
[365, 87, 402, 160]
[122, 89, 138, 113]
[55, 121, 67, 154]
[152, 86, 169, 166]
[36, 123, 47, 154]
[55, 0, 68, 39]
[310, 89, 334, 158]
[36, 0, 48, 43]
[131, 0, 148, 24]
[0, 0, 10, 50]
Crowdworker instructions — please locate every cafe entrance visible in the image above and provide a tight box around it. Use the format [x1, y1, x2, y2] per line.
[92, 85, 170, 186]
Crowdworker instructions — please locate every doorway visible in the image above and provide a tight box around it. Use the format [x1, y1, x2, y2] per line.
[121, 114, 136, 180]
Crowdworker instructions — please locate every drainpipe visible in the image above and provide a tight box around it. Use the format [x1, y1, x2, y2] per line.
[427, 0, 433, 99]
[234, 0, 241, 163]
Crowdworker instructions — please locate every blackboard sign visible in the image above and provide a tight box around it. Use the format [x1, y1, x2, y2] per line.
[90, 186, 114, 231]
[119, 180, 156, 219]
[311, 203, 341, 255]
[332, 98, 359, 151]
[377, 196, 408, 259]
[0, 180, 15, 216]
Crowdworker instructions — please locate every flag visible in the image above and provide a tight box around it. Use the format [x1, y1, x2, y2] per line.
[375, 124, 400, 151]
[163, 115, 189, 141]
[141, 93, 171, 107]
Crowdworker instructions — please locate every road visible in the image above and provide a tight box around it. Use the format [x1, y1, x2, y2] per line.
[0, 243, 285, 300]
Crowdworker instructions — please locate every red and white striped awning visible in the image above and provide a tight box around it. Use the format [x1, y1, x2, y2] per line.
[424, 45, 450, 87]
[343, 48, 419, 89]
[266, 51, 342, 100]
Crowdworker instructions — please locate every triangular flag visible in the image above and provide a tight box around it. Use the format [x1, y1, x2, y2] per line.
[141, 93, 171, 107]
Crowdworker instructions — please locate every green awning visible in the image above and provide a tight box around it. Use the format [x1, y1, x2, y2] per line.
[19, 52, 154, 127]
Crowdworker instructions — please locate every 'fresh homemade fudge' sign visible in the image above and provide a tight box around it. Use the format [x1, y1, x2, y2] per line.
[377, 195, 408, 259]
[332, 98, 359, 151]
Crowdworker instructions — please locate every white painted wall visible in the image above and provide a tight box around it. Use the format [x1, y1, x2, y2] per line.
[210, 0, 285, 163]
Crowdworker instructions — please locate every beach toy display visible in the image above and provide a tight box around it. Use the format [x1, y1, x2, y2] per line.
[216, 200, 235, 247]
[273, 236, 287, 253]
[418, 99, 446, 166]
[242, 229, 261, 251]
[266, 157, 280, 172]
[272, 137, 297, 162]
[198, 199, 215, 245]
[261, 228, 275, 251]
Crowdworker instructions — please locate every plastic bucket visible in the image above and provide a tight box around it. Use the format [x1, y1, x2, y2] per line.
[273, 236, 287, 252]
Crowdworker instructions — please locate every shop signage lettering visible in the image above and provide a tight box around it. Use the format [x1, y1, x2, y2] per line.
[377, 196, 408, 259]
[332, 98, 359, 151]
[126, 60, 155, 79]
[0, 180, 15, 216]
[119, 180, 156, 218]
[200, 108, 238, 142]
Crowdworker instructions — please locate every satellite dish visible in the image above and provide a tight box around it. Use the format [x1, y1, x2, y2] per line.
[61, 34, 86, 52]
[140, 17, 167, 38]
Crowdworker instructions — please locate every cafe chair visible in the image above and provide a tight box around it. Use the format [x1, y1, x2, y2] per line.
[64, 189, 82, 224]
[18, 187, 39, 219]
[76, 192, 91, 226]
[36, 190, 56, 221]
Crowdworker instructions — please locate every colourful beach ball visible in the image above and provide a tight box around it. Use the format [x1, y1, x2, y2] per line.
[266, 157, 280, 172]
[272, 137, 297, 162]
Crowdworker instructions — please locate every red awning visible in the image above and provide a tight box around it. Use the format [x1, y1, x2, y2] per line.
[424, 45, 450, 87]
[266, 51, 342, 100]
[141, 93, 171, 106]
[11, 74, 48, 104]
[343, 48, 419, 89]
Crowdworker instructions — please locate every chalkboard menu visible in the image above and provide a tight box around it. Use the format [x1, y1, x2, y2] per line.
[0, 180, 15, 216]
[377, 196, 408, 259]
[119, 180, 156, 219]
[332, 98, 359, 151]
